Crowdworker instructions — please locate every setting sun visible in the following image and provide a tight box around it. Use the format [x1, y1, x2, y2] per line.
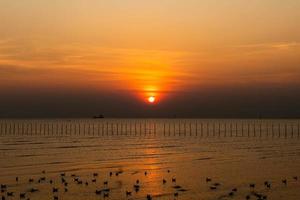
[148, 96, 156, 103]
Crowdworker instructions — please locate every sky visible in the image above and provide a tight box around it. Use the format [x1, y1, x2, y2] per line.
[0, 0, 300, 118]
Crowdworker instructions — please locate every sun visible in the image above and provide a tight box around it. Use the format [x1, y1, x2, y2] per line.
[148, 96, 156, 103]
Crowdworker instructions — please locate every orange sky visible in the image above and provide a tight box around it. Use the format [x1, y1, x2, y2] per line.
[1, 0, 300, 104]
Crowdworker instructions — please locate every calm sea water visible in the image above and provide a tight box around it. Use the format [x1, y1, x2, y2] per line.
[0, 119, 300, 200]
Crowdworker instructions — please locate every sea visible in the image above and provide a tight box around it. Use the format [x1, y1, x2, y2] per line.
[0, 119, 300, 200]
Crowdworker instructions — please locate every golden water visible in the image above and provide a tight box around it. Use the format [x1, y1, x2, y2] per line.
[0, 119, 300, 200]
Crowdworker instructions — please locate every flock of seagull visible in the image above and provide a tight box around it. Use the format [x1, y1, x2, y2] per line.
[0, 169, 299, 200]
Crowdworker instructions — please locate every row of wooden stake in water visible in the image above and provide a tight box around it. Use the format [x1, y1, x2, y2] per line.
[0, 121, 299, 138]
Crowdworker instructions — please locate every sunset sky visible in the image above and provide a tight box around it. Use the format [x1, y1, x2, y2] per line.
[1, 0, 300, 118]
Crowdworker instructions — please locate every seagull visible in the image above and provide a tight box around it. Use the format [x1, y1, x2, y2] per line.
[147, 194, 152, 200]
[126, 191, 132, 196]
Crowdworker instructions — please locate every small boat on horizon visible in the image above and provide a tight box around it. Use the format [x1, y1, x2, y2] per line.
[93, 114, 104, 119]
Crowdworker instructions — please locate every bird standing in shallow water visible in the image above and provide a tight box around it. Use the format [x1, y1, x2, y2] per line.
[20, 193, 26, 199]
[103, 193, 109, 198]
[282, 179, 287, 185]
[7, 192, 13, 197]
[210, 186, 217, 190]
[95, 190, 102, 195]
[126, 191, 132, 196]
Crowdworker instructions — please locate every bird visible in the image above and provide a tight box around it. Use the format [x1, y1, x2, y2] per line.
[109, 172, 113, 177]
[53, 196, 58, 200]
[264, 181, 271, 188]
[172, 178, 176, 183]
[93, 173, 98, 177]
[20, 193, 26, 199]
[29, 188, 38, 193]
[7, 192, 13, 196]
[210, 186, 217, 190]
[29, 178, 34, 183]
[282, 179, 287, 185]
[103, 188, 110, 192]
[103, 181, 108, 185]
[206, 177, 212, 182]
[174, 192, 179, 197]
[52, 187, 58, 193]
[147, 194, 152, 200]
[103, 193, 109, 198]
[173, 185, 181, 189]
[213, 183, 221, 187]
[249, 183, 255, 189]
[134, 184, 140, 192]
[136, 179, 140, 184]
[16, 177, 19, 182]
[92, 179, 96, 183]
[60, 173, 65, 177]
[163, 179, 167, 184]
[126, 191, 132, 196]
[232, 188, 237, 192]
[144, 171, 148, 176]
[95, 190, 102, 195]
